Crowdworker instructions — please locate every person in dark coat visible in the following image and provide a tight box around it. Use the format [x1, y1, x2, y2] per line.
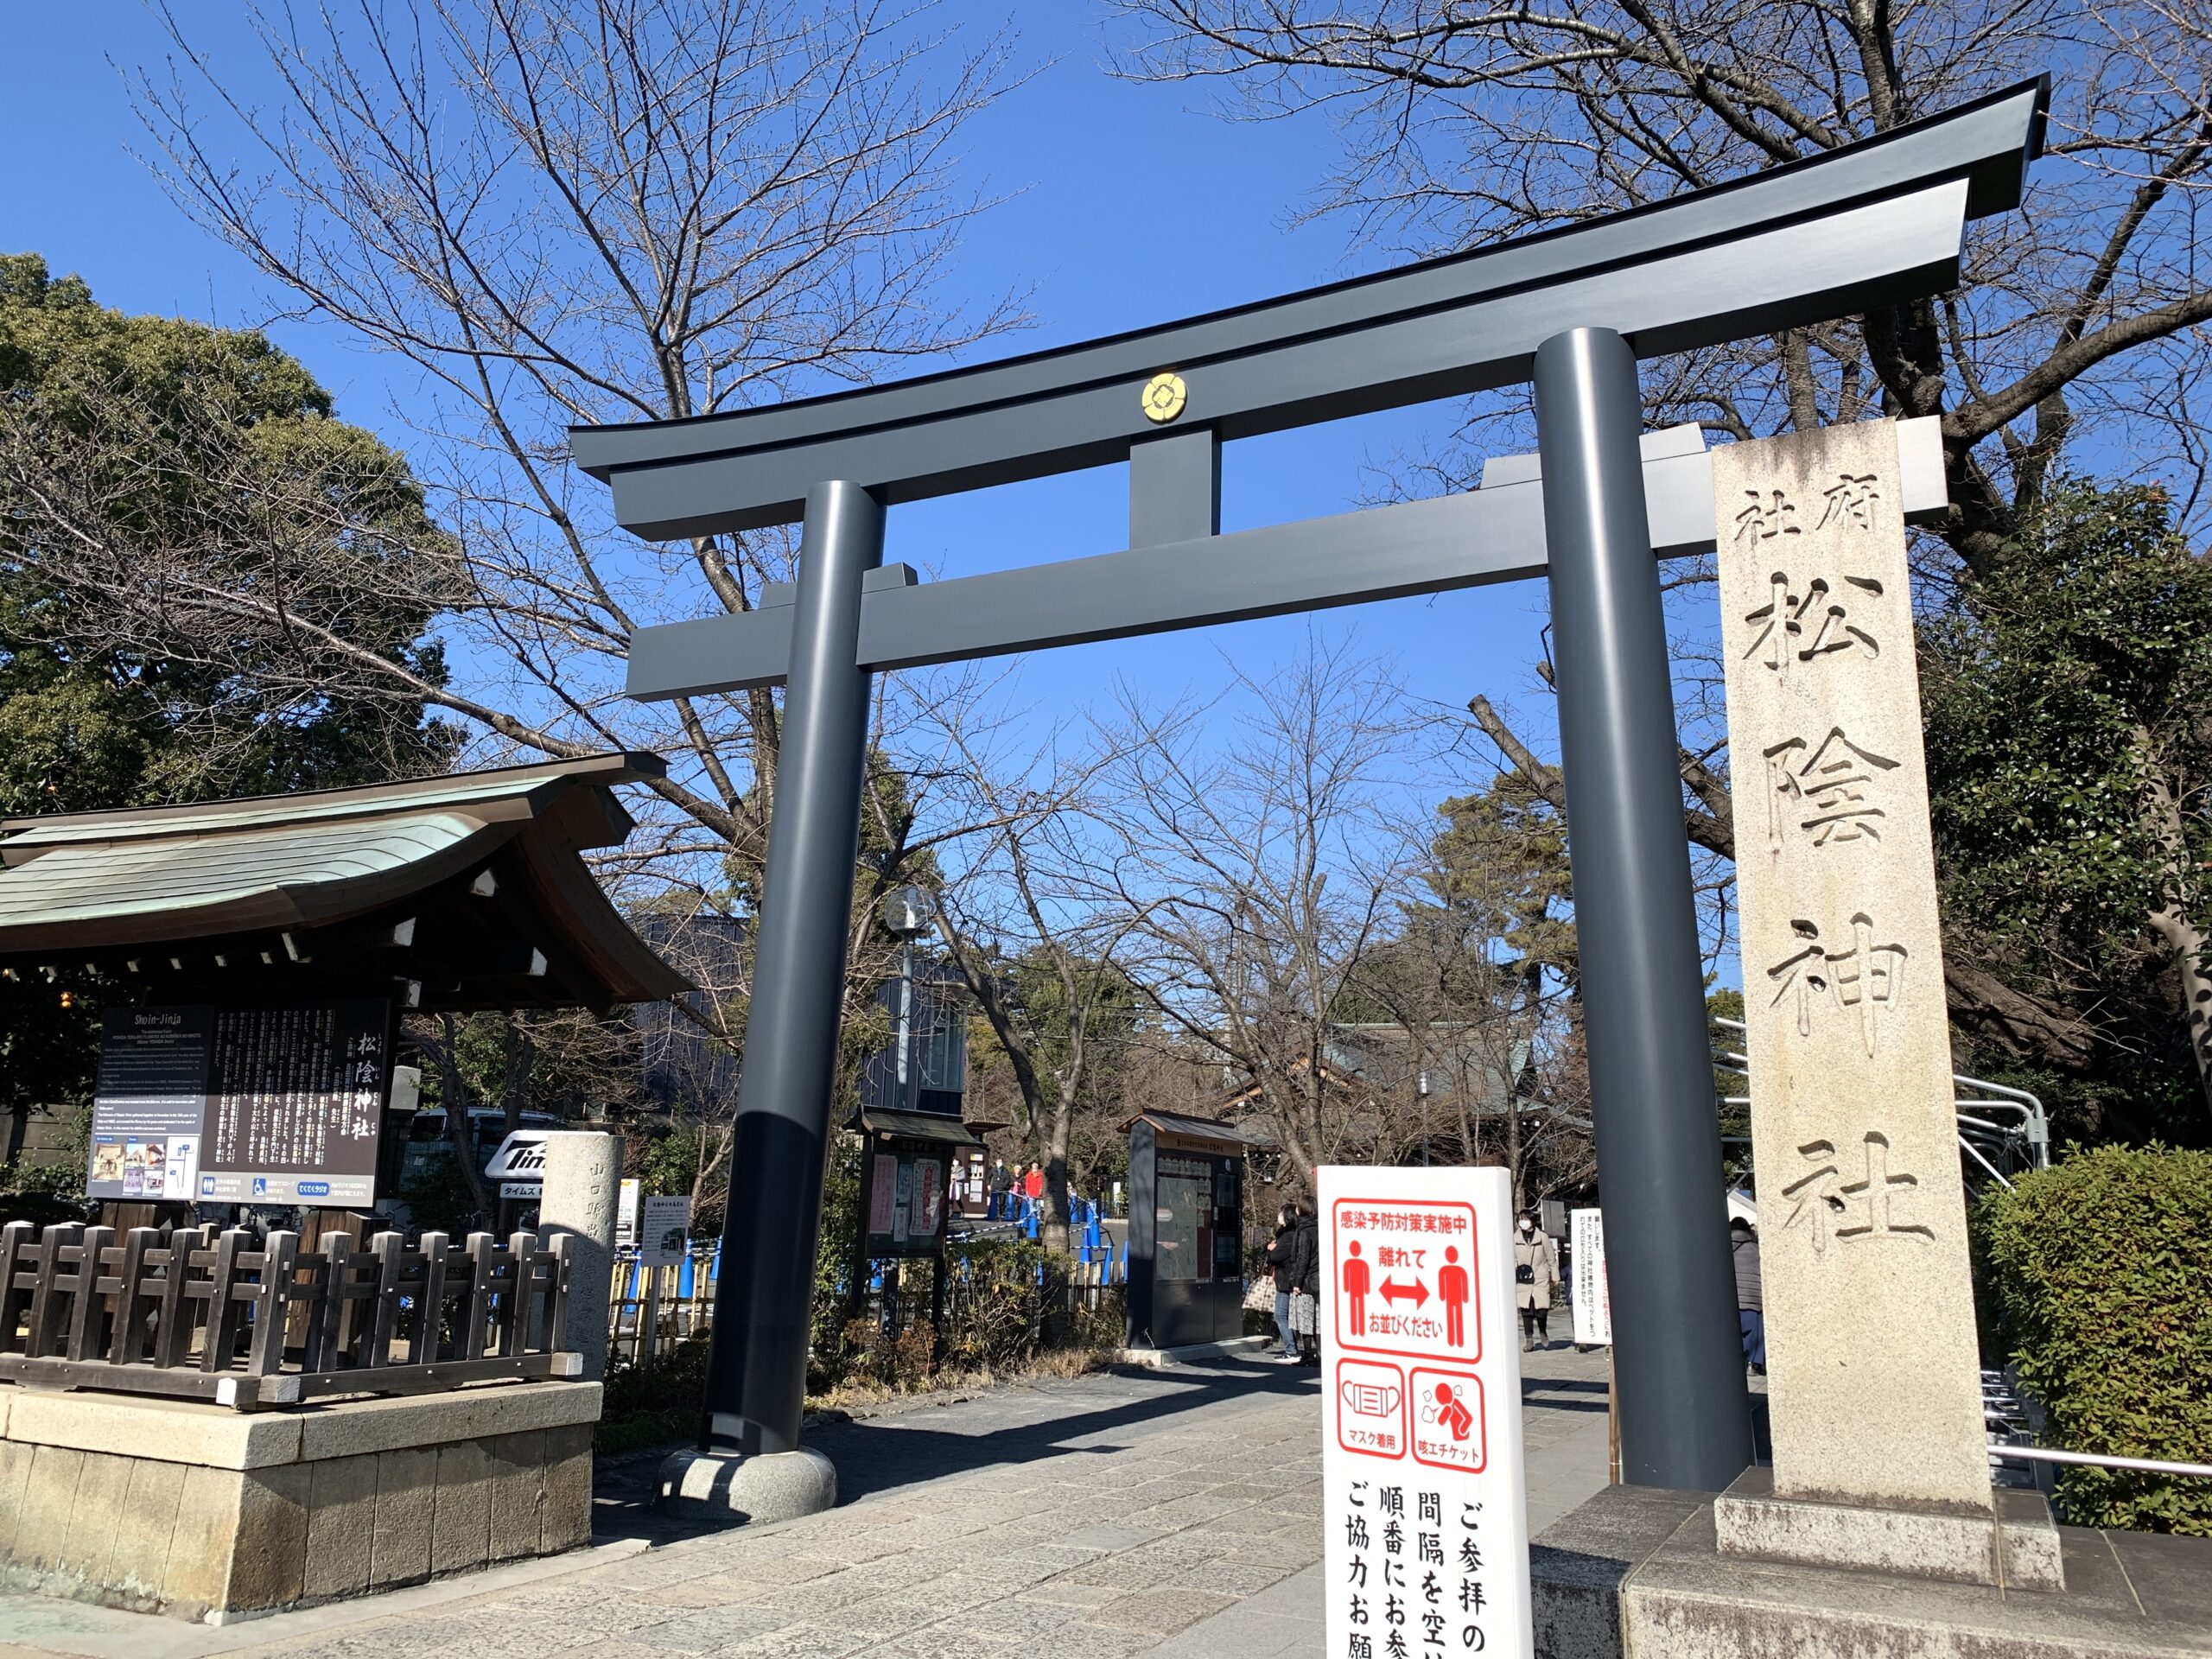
[1732, 1216, 1765, 1374]
[1264, 1207, 1300, 1362]
[1287, 1203, 1322, 1365]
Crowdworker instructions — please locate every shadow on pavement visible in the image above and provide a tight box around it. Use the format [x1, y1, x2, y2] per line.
[818, 1355, 1320, 1503]
[588, 1352, 1319, 1545]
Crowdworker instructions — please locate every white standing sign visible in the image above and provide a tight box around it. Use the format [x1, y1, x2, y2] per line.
[1320, 1165, 1531, 1659]
[616, 1179, 642, 1250]
[639, 1194, 692, 1267]
[1569, 1209, 1611, 1348]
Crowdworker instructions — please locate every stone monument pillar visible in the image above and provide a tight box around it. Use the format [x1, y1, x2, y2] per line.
[1711, 420, 2060, 1588]
[537, 1130, 621, 1382]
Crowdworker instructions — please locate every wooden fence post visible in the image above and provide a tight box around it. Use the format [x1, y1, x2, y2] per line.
[200, 1229, 249, 1373]
[248, 1233, 300, 1376]
[307, 1233, 351, 1373]
[0, 1221, 35, 1353]
[152, 1226, 206, 1370]
[112, 1227, 158, 1364]
[496, 1231, 536, 1357]
[463, 1234, 496, 1359]
[366, 1232, 405, 1368]
[543, 1234, 571, 1358]
[62, 1225, 112, 1362]
[412, 1231, 450, 1364]
[25, 1223, 81, 1358]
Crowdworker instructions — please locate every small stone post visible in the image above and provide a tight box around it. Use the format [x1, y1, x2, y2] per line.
[1712, 422, 2058, 1587]
[537, 1130, 621, 1381]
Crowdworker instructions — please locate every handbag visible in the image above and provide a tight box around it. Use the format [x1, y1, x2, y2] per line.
[1516, 1262, 1535, 1284]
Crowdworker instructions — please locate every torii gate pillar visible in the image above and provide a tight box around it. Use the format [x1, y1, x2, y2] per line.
[1537, 329, 1754, 1488]
[701, 480, 882, 1458]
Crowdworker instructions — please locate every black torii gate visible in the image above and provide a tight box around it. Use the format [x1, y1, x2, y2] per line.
[572, 79, 2044, 1493]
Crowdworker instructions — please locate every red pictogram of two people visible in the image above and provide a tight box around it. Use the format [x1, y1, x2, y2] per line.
[1340, 1239, 1472, 1346]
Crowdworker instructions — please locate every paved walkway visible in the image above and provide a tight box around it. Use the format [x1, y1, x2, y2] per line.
[0, 1344, 1615, 1659]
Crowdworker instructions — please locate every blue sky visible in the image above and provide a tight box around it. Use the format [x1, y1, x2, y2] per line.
[0, 4, 1567, 792]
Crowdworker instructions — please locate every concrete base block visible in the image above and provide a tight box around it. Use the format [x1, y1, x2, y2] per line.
[655, 1447, 836, 1526]
[0, 1381, 601, 1622]
[1714, 1466, 2065, 1590]
[1115, 1336, 1274, 1369]
[1532, 1483, 2212, 1659]
[1530, 1481, 1706, 1659]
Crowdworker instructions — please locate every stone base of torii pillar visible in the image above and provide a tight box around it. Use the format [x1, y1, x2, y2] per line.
[1712, 1465, 2063, 1590]
[1529, 1481, 2212, 1659]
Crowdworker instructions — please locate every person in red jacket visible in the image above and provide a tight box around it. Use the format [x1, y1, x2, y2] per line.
[1021, 1160, 1045, 1202]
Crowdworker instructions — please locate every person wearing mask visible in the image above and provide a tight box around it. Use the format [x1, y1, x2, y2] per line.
[988, 1159, 1013, 1220]
[1288, 1203, 1322, 1365]
[1515, 1212, 1560, 1350]
[1264, 1207, 1300, 1363]
[1732, 1215, 1766, 1375]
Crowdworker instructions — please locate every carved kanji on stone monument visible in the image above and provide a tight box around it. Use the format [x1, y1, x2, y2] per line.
[1761, 728, 1901, 849]
[1715, 422, 1993, 1516]
[1781, 1131, 1936, 1255]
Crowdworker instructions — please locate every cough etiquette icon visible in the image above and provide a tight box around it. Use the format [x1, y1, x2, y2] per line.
[1411, 1367, 1488, 1472]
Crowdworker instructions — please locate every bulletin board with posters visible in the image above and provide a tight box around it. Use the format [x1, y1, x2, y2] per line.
[859, 1140, 953, 1257]
[1318, 1163, 1533, 1659]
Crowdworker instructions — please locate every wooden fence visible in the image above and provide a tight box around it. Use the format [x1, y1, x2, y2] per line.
[607, 1253, 714, 1369]
[0, 1221, 575, 1409]
[603, 1244, 1125, 1370]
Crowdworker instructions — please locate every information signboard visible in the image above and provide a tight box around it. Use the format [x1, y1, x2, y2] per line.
[640, 1194, 692, 1267]
[88, 1007, 212, 1201]
[1569, 1209, 1611, 1348]
[90, 1001, 394, 1206]
[1319, 1164, 1531, 1659]
[616, 1179, 642, 1249]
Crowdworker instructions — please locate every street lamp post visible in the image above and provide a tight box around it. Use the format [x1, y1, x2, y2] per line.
[1418, 1071, 1431, 1167]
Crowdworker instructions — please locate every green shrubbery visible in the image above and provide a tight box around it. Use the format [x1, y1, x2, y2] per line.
[810, 1238, 1123, 1392]
[1976, 1144, 2212, 1534]
[938, 1237, 1122, 1372]
[595, 1333, 712, 1455]
[597, 1238, 1123, 1450]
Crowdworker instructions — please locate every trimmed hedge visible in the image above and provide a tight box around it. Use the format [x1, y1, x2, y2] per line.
[1976, 1144, 2212, 1534]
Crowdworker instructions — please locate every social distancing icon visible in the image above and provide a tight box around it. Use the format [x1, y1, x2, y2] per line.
[1331, 1198, 1481, 1363]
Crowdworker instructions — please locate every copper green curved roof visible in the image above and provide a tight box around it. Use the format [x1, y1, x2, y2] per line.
[0, 753, 689, 1008]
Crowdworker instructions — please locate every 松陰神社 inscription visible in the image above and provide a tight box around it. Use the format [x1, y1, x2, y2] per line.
[1716, 421, 1992, 1514]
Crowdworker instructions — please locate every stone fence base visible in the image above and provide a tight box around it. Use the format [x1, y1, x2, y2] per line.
[0, 1379, 601, 1622]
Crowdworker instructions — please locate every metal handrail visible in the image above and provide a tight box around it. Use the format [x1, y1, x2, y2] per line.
[1957, 1135, 2014, 1191]
[1989, 1443, 2212, 1480]
[1713, 1017, 2050, 1171]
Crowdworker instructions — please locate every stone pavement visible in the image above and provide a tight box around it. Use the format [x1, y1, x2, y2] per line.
[0, 1342, 1615, 1659]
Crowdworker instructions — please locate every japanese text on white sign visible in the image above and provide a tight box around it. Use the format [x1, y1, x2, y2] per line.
[1321, 1165, 1532, 1659]
[1569, 1209, 1611, 1348]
